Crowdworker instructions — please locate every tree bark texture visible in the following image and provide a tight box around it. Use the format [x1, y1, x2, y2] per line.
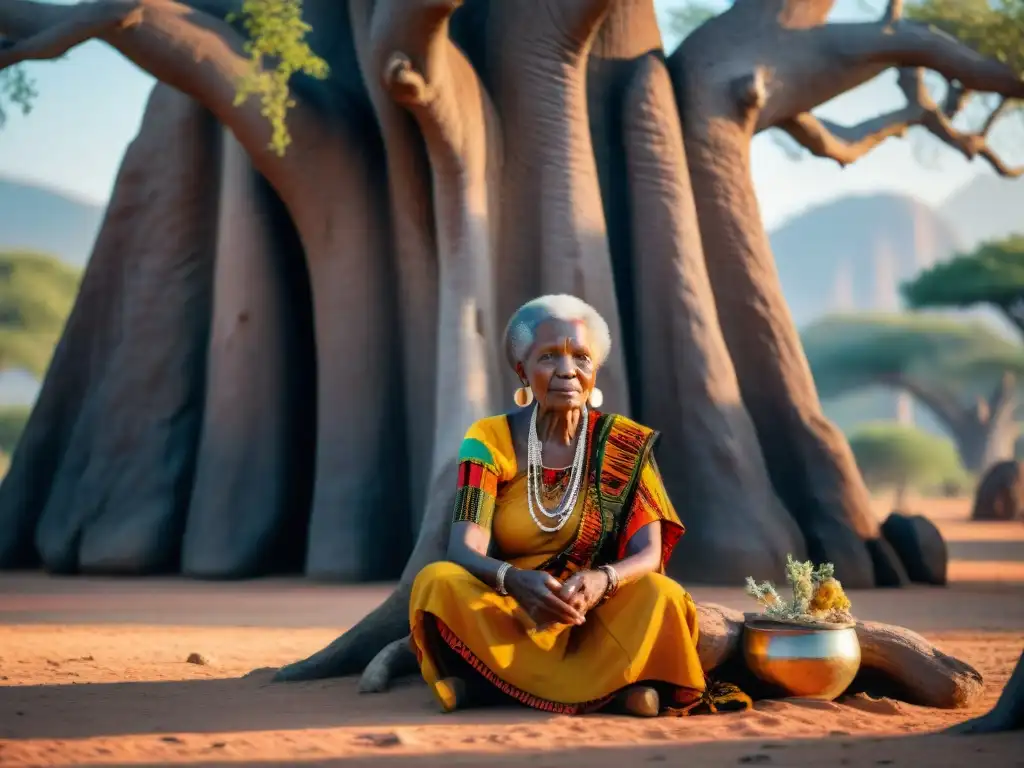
[181, 131, 316, 578]
[0, 82, 218, 573]
[1, 0, 1022, 683]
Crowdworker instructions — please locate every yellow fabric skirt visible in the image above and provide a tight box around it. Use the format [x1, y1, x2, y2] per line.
[410, 561, 707, 713]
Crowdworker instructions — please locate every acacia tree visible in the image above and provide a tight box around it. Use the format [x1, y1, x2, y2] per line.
[902, 237, 1024, 339]
[805, 313, 1023, 472]
[848, 422, 970, 506]
[0, 0, 1022, 686]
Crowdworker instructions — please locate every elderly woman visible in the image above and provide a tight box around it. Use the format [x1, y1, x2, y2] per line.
[410, 295, 749, 717]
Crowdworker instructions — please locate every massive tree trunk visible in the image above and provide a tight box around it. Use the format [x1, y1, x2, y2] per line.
[0, 83, 218, 573]
[669, 2, 885, 589]
[349, 0, 438, 536]
[622, 52, 804, 583]
[181, 132, 316, 577]
[1, 0, 1022, 685]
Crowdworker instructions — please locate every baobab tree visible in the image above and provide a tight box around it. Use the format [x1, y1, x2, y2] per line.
[0, 0, 1022, 689]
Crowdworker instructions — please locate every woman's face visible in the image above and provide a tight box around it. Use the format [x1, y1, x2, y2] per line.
[520, 318, 597, 412]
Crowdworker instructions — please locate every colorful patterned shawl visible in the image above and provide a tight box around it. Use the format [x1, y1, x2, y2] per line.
[452, 411, 685, 578]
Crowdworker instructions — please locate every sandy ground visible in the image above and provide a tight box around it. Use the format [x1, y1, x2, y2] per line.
[0, 497, 1022, 767]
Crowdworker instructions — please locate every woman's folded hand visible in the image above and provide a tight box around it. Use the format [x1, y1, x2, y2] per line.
[506, 569, 586, 626]
[558, 570, 610, 615]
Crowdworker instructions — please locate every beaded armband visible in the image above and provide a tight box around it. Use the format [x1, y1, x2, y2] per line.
[452, 461, 497, 529]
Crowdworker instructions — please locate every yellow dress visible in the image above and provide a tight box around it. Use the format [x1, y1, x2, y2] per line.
[410, 411, 747, 715]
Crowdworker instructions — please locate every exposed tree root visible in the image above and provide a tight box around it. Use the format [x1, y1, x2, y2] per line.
[359, 636, 419, 694]
[947, 651, 1024, 733]
[291, 597, 983, 712]
[274, 582, 412, 682]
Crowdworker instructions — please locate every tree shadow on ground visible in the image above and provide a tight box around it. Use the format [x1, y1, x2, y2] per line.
[0, 670, 553, 740]
[39, 731, 1024, 768]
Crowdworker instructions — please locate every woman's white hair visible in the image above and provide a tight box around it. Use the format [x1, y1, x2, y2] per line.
[503, 294, 612, 370]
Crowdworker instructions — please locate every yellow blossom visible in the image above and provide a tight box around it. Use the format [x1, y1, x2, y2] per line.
[809, 578, 851, 615]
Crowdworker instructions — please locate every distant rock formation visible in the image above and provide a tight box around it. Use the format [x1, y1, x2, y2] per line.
[773, 193, 967, 435]
[772, 193, 963, 329]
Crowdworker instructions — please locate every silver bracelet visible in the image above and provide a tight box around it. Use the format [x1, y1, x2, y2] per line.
[495, 562, 513, 596]
[598, 564, 619, 599]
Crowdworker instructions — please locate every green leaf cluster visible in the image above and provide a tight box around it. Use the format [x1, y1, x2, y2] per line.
[230, 0, 329, 156]
[848, 421, 971, 491]
[901, 236, 1024, 313]
[0, 250, 81, 379]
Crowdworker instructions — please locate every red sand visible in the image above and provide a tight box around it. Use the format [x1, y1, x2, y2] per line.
[0, 498, 1022, 767]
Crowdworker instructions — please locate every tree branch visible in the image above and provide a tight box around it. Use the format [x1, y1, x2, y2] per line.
[776, 68, 956, 166]
[761, 11, 1023, 169]
[839, 20, 1024, 99]
[0, 0, 312, 190]
[778, 101, 917, 167]
[980, 96, 1011, 135]
[904, 77, 1024, 179]
[371, 0, 498, 204]
[779, 66, 1021, 176]
[0, 1, 143, 65]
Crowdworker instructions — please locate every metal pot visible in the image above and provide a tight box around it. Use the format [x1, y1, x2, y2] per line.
[743, 619, 861, 701]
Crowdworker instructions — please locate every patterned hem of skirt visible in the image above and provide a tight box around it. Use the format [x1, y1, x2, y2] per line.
[430, 615, 752, 716]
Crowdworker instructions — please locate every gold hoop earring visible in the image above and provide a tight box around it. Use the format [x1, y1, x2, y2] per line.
[589, 387, 604, 409]
[513, 386, 534, 408]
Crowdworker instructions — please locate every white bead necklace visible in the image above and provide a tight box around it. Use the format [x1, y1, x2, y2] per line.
[526, 405, 588, 533]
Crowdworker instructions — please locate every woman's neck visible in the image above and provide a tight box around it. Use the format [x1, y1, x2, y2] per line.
[535, 407, 583, 446]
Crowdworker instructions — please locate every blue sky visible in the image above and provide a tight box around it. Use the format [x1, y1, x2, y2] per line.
[0, 0, 1014, 228]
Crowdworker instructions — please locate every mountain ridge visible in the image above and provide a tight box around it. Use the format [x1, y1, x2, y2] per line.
[0, 176, 105, 269]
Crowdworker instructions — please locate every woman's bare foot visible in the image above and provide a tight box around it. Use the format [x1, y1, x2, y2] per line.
[620, 685, 660, 717]
[432, 676, 470, 713]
